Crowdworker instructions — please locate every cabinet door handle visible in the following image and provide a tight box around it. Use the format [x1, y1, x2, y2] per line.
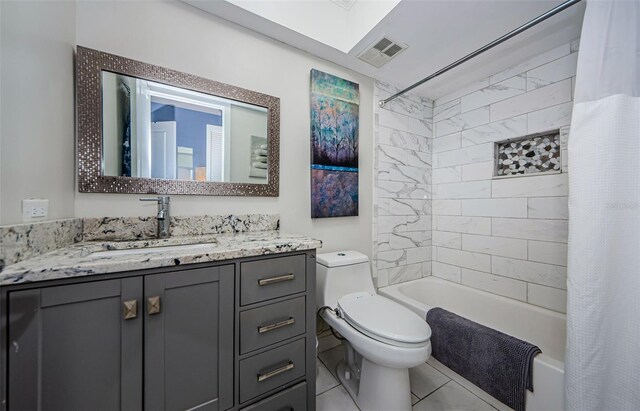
[258, 273, 294, 286]
[123, 300, 138, 320]
[257, 361, 294, 382]
[147, 296, 161, 315]
[258, 317, 295, 334]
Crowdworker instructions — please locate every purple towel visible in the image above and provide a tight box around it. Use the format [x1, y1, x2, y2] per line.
[426, 308, 540, 411]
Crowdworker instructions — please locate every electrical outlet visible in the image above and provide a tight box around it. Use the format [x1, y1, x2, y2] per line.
[22, 198, 49, 222]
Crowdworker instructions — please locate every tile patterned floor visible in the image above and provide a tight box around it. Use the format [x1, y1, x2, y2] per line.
[316, 332, 512, 411]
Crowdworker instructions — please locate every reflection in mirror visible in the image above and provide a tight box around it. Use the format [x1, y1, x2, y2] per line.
[101, 71, 269, 184]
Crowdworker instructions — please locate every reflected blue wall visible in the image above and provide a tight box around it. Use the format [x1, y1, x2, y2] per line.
[151, 102, 221, 168]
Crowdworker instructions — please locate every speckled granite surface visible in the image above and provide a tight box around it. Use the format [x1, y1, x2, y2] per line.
[0, 231, 321, 286]
[82, 214, 280, 241]
[0, 218, 83, 269]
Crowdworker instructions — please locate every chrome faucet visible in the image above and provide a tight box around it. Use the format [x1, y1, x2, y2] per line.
[140, 196, 171, 238]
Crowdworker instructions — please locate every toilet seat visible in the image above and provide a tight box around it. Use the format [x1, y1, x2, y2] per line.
[337, 292, 431, 348]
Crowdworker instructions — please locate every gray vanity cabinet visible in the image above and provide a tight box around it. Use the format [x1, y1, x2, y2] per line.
[144, 266, 234, 411]
[7, 278, 144, 410]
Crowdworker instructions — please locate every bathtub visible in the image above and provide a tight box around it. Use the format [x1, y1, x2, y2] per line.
[380, 277, 566, 411]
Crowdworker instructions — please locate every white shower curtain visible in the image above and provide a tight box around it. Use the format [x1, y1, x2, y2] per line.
[566, 1, 640, 410]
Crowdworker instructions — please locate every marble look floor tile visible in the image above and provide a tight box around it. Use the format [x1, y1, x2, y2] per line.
[413, 381, 495, 411]
[427, 358, 512, 411]
[410, 362, 451, 399]
[318, 345, 344, 379]
[316, 359, 340, 395]
[316, 385, 360, 411]
[318, 333, 342, 353]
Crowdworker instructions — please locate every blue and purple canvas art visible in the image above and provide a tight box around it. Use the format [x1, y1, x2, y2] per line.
[310, 69, 359, 218]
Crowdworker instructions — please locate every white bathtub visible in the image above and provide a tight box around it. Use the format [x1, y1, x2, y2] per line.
[380, 277, 566, 411]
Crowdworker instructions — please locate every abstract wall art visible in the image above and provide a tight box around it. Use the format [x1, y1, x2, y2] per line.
[310, 69, 359, 218]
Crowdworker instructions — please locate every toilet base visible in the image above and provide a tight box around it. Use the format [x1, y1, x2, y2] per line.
[337, 357, 412, 411]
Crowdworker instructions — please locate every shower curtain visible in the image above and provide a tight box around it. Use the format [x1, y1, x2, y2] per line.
[566, 1, 640, 410]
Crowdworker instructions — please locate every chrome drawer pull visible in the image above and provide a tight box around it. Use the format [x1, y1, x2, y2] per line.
[257, 362, 294, 382]
[258, 273, 294, 286]
[258, 317, 295, 334]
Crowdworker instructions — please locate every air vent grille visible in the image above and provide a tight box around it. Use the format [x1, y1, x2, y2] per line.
[357, 36, 407, 68]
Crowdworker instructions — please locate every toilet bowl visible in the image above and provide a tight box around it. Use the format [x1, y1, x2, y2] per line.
[317, 251, 432, 411]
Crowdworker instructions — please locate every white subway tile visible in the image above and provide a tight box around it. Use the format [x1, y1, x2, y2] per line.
[385, 263, 423, 285]
[379, 126, 431, 152]
[422, 261, 432, 277]
[461, 198, 528, 218]
[527, 102, 573, 134]
[462, 269, 527, 301]
[377, 249, 406, 268]
[492, 218, 568, 243]
[461, 115, 527, 146]
[382, 95, 425, 119]
[527, 283, 567, 313]
[378, 108, 410, 132]
[433, 133, 461, 153]
[378, 144, 407, 165]
[526, 53, 578, 91]
[490, 79, 572, 122]
[492, 173, 568, 198]
[433, 166, 462, 184]
[407, 247, 431, 264]
[433, 200, 461, 216]
[435, 78, 490, 107]
[378, 216, 410, 233]
[432, 261, 462, 283]
[433, 231, 462, 249]
[461, 75, 526, 113]
[528, 240, 568, 266]
[570, 38, 580, 53]
[433, 180, 491, 200]
[462, 234, 528, 259]
[435, 215, 491, 235]
[528, 197, 568, 219]
[489, 43, 570, 84]
[436, 106, 490, 137]
[378, 162, 430, 184]
[433, 99, 461, 122]
[379, 198, 428, 216]
[438, 248, 491, 272]
[492, 256, 567, 289]
[461, 161, 494, 182]
[376, 180, 430, 199]
[409, 117, 433, 137]
[436, 143, 493, 168]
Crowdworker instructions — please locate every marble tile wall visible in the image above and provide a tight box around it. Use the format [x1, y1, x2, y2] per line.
[373, 81, 433, 287]
[430, 39, 578, 313]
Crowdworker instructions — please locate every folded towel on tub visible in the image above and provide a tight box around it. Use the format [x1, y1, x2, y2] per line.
[426, 307, 541, 411]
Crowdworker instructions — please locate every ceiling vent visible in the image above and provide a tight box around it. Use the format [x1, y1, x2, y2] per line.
[357, 36, 408, 68]
[331, 0, 357, 10]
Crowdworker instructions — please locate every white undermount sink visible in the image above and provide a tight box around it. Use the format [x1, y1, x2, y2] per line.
[89, 242, 215, 257]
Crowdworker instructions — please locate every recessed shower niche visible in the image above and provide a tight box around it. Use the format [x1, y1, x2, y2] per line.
[494, 130, 561, 177]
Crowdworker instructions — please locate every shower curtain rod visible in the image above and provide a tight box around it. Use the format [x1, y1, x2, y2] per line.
[378, 0, 583, 107]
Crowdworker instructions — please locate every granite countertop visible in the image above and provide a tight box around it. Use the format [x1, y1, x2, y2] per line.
[0, 231, 322, 286]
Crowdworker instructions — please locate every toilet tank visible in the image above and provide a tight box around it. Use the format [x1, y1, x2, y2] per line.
[316, 251, 376, 309]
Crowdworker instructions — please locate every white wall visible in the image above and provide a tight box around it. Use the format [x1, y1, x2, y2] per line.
[373, 81, 432, 287]
[431, 40, 579, 313]
[68, 0, 374, 256]
[0, 0, 76, 224]
[229, 105, 267, 184]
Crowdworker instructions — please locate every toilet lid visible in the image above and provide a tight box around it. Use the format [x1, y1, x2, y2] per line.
[337, 292, 431, 347]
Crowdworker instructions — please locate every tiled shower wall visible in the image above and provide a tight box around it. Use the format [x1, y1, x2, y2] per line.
[372, 82, 433, 287]
[430, 39, 579, 313]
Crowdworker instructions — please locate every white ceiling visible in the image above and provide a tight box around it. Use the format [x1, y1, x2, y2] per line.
[183, 0, 585, 101]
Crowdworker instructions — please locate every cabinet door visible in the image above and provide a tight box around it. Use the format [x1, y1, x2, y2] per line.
[7, 278, 143, 411]
[144, 265, 234, 411]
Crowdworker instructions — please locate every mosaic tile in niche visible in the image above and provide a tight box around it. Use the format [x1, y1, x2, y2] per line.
[496, 131, 561, 176]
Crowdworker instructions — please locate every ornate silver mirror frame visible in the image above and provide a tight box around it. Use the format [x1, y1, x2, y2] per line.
[76, 46, 280, 196]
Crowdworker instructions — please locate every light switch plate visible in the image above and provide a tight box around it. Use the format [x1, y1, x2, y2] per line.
[22, 198, 49, 222]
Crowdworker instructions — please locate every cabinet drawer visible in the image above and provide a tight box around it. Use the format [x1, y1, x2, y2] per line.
[240, 255, 306, 305]
[240, 296, 306, 354]
[239, 338, 306, 403]
[241, 382, 307, 411]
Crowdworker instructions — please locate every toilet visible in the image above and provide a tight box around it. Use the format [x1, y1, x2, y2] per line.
[316, 251, 432, 411]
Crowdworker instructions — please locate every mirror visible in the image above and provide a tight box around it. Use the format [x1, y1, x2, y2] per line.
[76, 47, 279, 196]
[101, 72, 269, 184]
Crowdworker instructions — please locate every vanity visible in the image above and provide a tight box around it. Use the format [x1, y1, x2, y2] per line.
[0, 228, 320, 411]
